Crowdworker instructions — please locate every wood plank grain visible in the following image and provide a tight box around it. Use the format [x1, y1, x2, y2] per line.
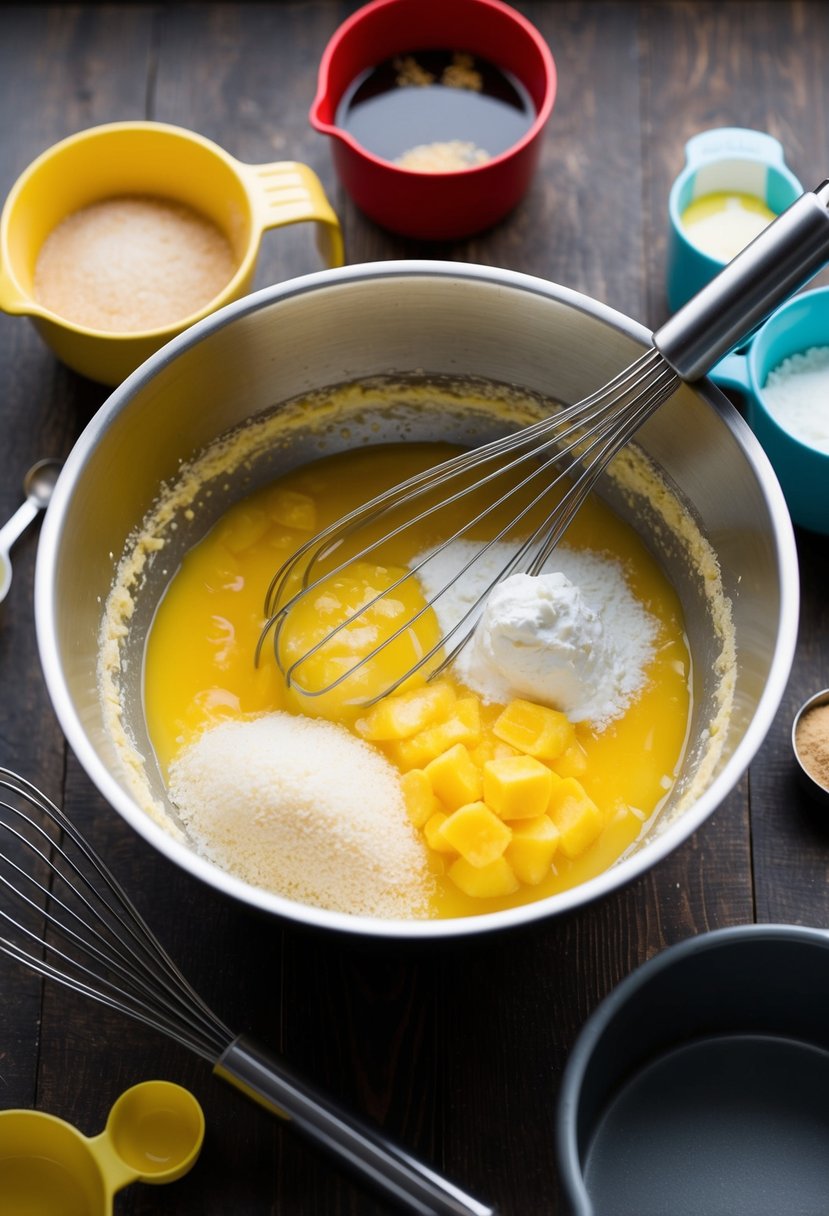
[3, 4, 823, 1214]
[752, 526, 829, 928]
[640, 0, 829, 327]
[0, 2, 153, 1115]
[641, 0, 829, 937]
[152, 2, 349, 288]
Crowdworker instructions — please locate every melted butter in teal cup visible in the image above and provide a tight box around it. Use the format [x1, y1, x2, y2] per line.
[711, 285, 829, 535]
[667, 128, 803, 312]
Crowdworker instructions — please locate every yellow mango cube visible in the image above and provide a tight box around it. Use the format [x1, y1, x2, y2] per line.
[388, 696, 482, 768]
[424, 743, 483, 810]
[493, 699, 576, 761]
[355, 681, 456, 741]
[268, 488, 317, 531]
[469, 736, 519, 768]
[217, 507, 269, 554]
[437, 802, 512, 867]
[483, 754, 555, 820]
[423, 812, 456, 854]
[384, 737, 432, 772]
[547, 777, 604, 858]
[401, 769, 440, 828]
[448, 855, 520, 898]
[552, 740, 589, 778]
[504, 815, 560, 884]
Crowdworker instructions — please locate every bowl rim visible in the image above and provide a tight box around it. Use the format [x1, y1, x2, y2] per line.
[34, 259, 800, 939]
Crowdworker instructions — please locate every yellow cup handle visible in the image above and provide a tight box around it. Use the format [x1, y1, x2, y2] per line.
[240, 160, 345, 268]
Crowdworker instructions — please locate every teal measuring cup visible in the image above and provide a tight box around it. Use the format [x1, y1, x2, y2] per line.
[711, 285, 829, 534]
[667, 127, 803, 311]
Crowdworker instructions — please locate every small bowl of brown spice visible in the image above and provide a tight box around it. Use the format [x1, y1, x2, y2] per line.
[792, 688, 829, 806]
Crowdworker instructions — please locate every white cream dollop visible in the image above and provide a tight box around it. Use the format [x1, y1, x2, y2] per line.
[457, 571, 618, 722]
[415, 541, 659, 730]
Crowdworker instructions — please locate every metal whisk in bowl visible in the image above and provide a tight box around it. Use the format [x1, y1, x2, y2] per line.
[0, 768, 494, 1216]
[259, 180, 829, 708]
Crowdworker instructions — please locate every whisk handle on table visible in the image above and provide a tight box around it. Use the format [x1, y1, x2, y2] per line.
[0, 766, 495, 1216]
[656, 179, 829, 380]
[216, 1035, 496, 1216]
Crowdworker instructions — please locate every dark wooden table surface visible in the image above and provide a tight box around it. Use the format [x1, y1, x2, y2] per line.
[2, 3, 829, 1213]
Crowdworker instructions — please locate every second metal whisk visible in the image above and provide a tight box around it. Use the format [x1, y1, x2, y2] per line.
[259, 180, 829, 706]
[0, 767, 494, 1216]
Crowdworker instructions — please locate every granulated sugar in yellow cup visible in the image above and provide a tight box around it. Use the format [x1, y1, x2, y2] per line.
[0, 121, 344, 385]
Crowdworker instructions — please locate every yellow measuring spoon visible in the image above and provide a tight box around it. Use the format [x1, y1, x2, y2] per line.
[0, 1080, 204, 1215]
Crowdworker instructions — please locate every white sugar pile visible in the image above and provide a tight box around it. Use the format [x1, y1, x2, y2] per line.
[168, 713, 431, 919]
[762, 344, 829, 454]
[415, 540, 658, 730]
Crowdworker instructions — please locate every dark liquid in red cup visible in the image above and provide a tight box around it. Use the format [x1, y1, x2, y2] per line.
[336, 49, 535, 167]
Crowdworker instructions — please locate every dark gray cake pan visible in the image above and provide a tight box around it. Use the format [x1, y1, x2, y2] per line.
[557, 924, 829, 1216]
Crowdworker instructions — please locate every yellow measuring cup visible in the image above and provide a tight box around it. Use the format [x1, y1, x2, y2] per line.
[0, 121, 344, 385]
[0, 1080, 205, 1215]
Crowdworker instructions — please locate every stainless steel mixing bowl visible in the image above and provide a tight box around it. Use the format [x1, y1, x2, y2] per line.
[34, 261, 799, 938]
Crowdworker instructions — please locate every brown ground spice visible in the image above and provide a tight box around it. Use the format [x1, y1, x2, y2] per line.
[795, 702, 829, 790]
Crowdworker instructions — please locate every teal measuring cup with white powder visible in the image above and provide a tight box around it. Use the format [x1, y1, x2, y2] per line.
[711, 285, 829, 534]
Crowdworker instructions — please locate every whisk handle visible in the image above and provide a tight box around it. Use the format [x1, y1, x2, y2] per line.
[215, 1035, 496, 1216]
[654, 179, 829, 381]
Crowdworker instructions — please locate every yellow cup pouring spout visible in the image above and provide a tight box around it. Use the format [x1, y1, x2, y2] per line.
[0, 121, 344, 385]
[0, 1079, 205, 1214]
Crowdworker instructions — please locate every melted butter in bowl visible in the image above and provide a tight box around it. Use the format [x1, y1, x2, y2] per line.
[98, 375, 736, 924]
[139, 431, 694, 920]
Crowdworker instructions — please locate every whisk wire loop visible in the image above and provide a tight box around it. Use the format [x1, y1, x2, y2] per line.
[529, 354, 681, 571]
[260, 350, 661, 627]
[258, 348, 680, 705]
[0, 768, 232, 1060]
[266, 427, 584, 695]
[0, 766, 497, 1215]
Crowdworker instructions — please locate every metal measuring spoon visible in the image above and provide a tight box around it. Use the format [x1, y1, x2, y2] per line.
[0, 458, 62, 603]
